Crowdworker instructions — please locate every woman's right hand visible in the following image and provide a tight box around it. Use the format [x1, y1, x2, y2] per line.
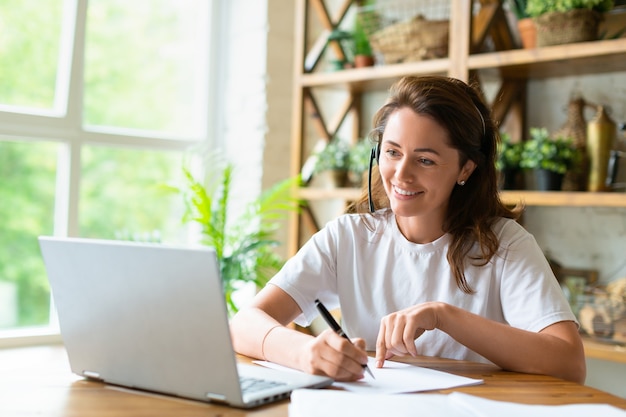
[298, 329, 369, 381]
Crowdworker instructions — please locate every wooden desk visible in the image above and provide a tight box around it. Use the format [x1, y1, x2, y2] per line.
[1, 345, 625, 416]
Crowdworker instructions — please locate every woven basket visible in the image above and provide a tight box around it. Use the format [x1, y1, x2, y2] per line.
[533, 9, 602, 47]
[358, 0, 449, 65]
[368, 15, 448, 64]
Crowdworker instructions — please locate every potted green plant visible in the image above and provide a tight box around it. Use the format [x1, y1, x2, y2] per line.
[520, 127, 582, 190]
[525, 0, 614, 46]
[496, 133, 524, 189]
[507, 0, 536, 48]
[353, 13, 374, 67]
[347, 139, 373, 187]
[312, 138, 350, 188]
[170, 162, 301, 314]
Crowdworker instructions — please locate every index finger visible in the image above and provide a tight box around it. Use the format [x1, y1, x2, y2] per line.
[375, 320, 387, 368]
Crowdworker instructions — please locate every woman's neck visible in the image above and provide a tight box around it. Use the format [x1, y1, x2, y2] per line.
[394, 213, 446, 244]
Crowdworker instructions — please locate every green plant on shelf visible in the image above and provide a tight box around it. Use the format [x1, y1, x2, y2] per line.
[525, 0, 614, 17]
[348, 139, 373, 177]
[496, 132, 523, 172]
[312, 138, 351, 174]
[519, 127, 581, 174]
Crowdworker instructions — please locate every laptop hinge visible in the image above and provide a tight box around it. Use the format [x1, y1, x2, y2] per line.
[206, 392, 228, 403]
[83, 370, 102, 380]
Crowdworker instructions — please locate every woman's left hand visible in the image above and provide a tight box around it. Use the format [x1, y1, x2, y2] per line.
[374, 301, 445, 367]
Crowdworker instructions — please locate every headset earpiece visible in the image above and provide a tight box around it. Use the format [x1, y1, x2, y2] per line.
[372, 143, 380, 164]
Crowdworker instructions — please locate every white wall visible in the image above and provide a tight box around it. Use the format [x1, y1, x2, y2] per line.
[215, 0, 295, 259]
[217, 0, 268, 211]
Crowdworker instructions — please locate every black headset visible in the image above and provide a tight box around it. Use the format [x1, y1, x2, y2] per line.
[367, 143, 380, 213]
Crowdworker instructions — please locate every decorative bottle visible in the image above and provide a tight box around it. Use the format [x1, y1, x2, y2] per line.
[586, 105, 616, 192]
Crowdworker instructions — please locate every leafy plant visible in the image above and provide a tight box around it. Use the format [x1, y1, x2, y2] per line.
[496, 133, 524, 171]
[313, 138, 350, 174]
[353, 14, 373, 56]
[348, 139, 373, 177]
[508, 0, 530, 19]
[520, 127, 581, 174]
[526, 0, 614, 17]
[172, 162, 301, 314]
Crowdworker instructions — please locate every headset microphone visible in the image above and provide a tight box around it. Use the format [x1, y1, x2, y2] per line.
[368, 144, 380, 213]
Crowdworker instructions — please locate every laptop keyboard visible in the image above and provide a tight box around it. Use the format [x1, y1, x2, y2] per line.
[240, 376, 287, 394]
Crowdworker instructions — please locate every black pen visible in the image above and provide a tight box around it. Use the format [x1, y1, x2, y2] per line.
[314, 299, 375, 379]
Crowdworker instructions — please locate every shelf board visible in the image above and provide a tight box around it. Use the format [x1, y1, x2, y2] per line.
[469, 38, 626, 79]
[583, 337, 626, 364]
[297, 38, 626, 92]
[298, 58, 451, 91]
[500, 191, 626, 207]
[299, 188, 626, 207]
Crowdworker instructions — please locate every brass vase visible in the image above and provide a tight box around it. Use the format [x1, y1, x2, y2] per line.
[586, 106, 616, 192]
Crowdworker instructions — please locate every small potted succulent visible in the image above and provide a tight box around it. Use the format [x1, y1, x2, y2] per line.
[520, 127, 582, 190]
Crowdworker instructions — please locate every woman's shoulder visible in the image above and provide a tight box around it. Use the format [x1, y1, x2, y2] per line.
[491, 217, 534, 245]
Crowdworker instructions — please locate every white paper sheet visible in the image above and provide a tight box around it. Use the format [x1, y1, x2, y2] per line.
[288, 389, 465, 417]
[288, 389, 626, 417]
[254, 357, 483, 394]
[448, 392, 626, 417]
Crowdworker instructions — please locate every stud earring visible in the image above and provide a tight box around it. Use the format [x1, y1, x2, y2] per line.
[458, 180, 466, 186]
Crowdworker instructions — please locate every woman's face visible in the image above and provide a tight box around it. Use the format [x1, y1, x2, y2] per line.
[378, 107, 475, 221]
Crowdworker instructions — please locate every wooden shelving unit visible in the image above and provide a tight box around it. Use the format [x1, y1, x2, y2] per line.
[290, 0, 626, 363]
[290, 0, 626, 254]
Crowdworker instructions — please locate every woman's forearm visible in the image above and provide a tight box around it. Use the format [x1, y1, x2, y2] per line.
[230, 307, 314, 368]
[438, 303, 586, 383]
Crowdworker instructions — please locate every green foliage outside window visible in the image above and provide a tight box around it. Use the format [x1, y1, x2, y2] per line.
[0, 1, 206, 330]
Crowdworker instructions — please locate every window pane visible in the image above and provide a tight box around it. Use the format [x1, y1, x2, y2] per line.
[84, 0, 210, 137]
[0, 0, 64, 111]
[0, 140, 57, 329]
[80, 145, 187, 243]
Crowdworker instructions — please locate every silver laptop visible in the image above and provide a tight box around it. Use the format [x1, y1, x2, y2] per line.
[38, 236, 332, 408]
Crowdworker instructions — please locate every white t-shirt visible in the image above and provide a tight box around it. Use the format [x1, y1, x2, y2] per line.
[269, 209, 576, 364]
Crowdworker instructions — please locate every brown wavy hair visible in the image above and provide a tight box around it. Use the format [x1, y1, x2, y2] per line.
[350, 76, 522, 293]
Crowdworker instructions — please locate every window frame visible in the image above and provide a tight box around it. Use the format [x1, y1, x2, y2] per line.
[0, 0, 221, 347]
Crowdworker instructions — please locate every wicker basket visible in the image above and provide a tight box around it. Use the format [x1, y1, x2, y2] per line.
[533, 9, 602, 47]
[358, 0, 449, 64]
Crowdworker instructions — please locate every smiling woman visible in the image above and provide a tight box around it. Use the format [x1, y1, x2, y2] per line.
[0, 0, 216, 342]
[230, 76, 586, 385]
